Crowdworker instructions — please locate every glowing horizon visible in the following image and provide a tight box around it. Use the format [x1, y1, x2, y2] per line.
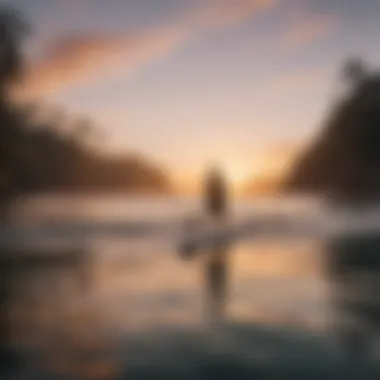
[12, 0, 380, 184]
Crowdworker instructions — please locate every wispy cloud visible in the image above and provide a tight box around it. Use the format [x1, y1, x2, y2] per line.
[22, 25, 191, 98]
[19, 0, 278, 98]
[282, 11, 338, 50]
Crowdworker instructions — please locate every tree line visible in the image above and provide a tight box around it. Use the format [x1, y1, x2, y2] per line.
[285, 58, 380, 204]
[0, 6, 170, 209]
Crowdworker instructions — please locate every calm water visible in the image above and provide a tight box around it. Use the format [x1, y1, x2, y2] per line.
[8, 195, 377, 378]
[4, 195, 328, 336]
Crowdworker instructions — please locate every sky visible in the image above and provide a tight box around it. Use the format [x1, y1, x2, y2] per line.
[8, 0, 380, 187]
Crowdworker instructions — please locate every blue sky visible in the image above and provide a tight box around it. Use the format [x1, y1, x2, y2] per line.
[9, 0, 380, 183]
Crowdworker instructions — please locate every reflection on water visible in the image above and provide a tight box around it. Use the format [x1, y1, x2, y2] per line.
[1, 195, 380, 378]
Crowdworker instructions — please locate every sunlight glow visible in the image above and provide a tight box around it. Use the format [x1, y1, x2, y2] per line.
[209, 158, 255, 194]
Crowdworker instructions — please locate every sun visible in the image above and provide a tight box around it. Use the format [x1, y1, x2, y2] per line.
[175, 155, 261, 195]
[213, 159, 253, 193]
[225, 165, 249, 185]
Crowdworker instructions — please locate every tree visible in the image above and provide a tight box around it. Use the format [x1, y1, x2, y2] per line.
[0, 5, 29, 93]
[285, 58, 380, 204]
[343, 57, 368, 88]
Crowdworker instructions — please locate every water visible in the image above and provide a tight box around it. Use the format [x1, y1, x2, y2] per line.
[5, 195, 328, 330]
[1, 195, 337, 378]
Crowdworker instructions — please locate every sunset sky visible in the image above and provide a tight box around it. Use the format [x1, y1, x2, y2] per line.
[12, 0, 380, 186]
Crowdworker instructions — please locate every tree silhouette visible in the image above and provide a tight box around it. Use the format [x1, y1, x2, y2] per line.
[343, 57, 368, 88]
[0, 5, 29, 93]
[285, 58, 380, 204]
[285, 58, 380, 358]
[0, 5, 170, 214]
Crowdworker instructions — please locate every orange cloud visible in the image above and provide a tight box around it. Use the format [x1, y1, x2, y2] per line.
[21, 25, 191, 98]
[19, 0, 278, 98]
[282, 12, 338, 50]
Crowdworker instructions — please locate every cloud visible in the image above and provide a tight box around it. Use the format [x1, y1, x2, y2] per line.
[282, 12, 338, 50]
[19, 0, 278, 98]
[21, 25, 191, 98]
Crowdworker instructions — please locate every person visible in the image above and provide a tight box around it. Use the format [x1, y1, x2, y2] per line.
[204, 166, 229, 220]
[203, 167, 230, 323]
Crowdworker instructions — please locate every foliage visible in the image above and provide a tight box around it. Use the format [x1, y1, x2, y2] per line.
[0, 6, 170, 207]
[285, 58, 380, 204]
